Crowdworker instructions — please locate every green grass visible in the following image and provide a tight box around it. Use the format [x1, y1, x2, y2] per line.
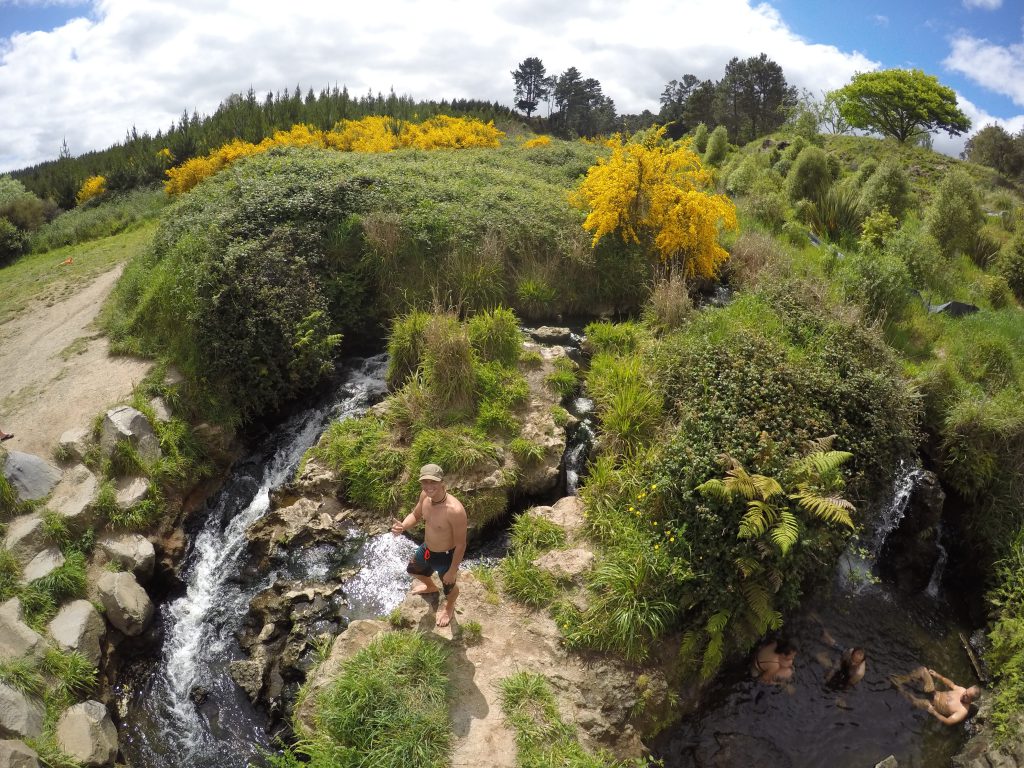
[0, 223, 156, 324]
[546, 357, 579, 398]
[461, 619, 484, 645]
[0, 657, 46, 696]
[500, 549, 557, 607]
[510, 512, 567, 553]
[41, 648, 96, 698]
[296, 630, 451, 768]
[498, 671, 626, 768]
[30, 187, 168, 254]
[309, 416, 405, 513]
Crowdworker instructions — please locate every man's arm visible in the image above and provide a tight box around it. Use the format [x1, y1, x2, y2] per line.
[441, 505, 469, 584]
[391, 492, 425, 535]
[928, 668, 955, 689]
[926, 703, 967, 726]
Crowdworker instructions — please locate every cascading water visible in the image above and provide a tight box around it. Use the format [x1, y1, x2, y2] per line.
[118, 354, 389, 768]
[925, 523, 949, 598]
[871, 461, 930, 559]
[563, 396, 594, 495]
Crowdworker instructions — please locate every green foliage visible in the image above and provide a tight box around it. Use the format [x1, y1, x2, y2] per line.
[421, 313, 476, 421]
[0, 657, 45, 696]
[311, 417, 404, 513]
[509, 437, 546, 465]
[996, 234, 1024, 302]
[745, 172, 788, 232]
[41, 648, 97, 698]
[499, 671, 624, 768]
[299, 630, 450, 768]
[587, 353, 663, 459]
[461, 619, 484, 645]
[691, 123, 709, 154]
[0, 548, 20, 602]
[725, 152, 769, 196]
[884, 222, 946, 295]
[643, 272, 693, 334]
[925, 168, 983, 259]
[468, 306, 522, 366]
[31, 188, 167, 253]
[834, 69, 971, 143]
[773, 136, 806, 177]
[858, 208, 900, 250]
[804, 183, 864, 243]
[501, 549, 557, 607]
[859, 161, 912, 219]
[841, 247, 913, 323]
[584, 321, 644, 356]
[786, 147, 831, 203]
[386, 309, 430, 390]
[986, 531, 1024, 742]
[546, 357, 579, 398]
[510, 512, 567, 553]
[32, 551, 87, 604]
[703, 125, 729, 166]
[0, 217, 30, 267]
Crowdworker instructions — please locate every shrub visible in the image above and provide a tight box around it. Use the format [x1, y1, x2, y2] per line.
[691, 123, 709, 154]
[300, 630, 450, 768]
[467, 306, 521, 366]
[643, 272, 693, 334]
[422, 313, 476, 421]
[842, 249, 913, 323]
[884, 223, 946, 295]
[859, 161, 912, 219]
[725, 153, 767, 196]
[0, 217, 29, 267]
[745, 172, 788, 231]
[925, 168, 983, 258]
[75, 176, 107, 206]
[786, 147, 831, 203]
[996, 234, 1024, 302]
[971, 224, 1008, 269]
[773, 136, 807, 177]
[804, 184, 864, 243]
[859, 208, 900, 251]
[703, 125, 729, 166]
[852, 158, 878, 187]
[979, 274, 1014, 310]
[726, 231, 784, 289]
[31, 188, 166, 253]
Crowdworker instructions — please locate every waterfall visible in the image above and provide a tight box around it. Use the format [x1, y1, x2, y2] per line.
[119, 355, 388, 768]
[871, 461, 929, 558]
[925, 523, 949, 598]
[564, 396, 594, 495]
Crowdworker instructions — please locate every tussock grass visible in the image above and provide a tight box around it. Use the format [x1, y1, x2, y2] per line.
[311, 417, 405, 513]
[297, 630, 451, 768]
[468, 306, 522, 366]
[510, 513, 566, 553]
[0, 657, 46, 696]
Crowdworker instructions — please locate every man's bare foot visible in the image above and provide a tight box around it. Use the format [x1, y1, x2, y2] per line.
[436, 601, 456, 627]
[411, 582, 439, 595]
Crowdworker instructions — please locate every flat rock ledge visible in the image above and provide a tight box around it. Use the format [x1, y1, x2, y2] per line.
[55, 701, 118, 767]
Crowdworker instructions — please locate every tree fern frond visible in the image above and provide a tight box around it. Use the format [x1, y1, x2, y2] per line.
[751, 473, 785, 500]
[792, 491, 856, 528]
[804, 434, 838, 454]
[734, 556, 761, 578]
[770, 509, 801, 556]
[678, 630, 704, 662]
[705, 609, 731, 634]
[724, 464, 757, 501]
[792, 450, 854, 480]
[696, 478, 729, 503]
[766, 567, 783, 593]
[739, 501, 771, 539]
[701, 629, 725, 679]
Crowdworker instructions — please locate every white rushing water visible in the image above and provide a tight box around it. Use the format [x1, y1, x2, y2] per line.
[121, 354, 388, 768]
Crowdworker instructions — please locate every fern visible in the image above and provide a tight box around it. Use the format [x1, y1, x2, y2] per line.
[792, 491, 855, 528]
[769, 509, 801, 555]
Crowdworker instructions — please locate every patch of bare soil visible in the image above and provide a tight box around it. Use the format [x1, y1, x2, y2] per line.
[0, 265, 151, 459]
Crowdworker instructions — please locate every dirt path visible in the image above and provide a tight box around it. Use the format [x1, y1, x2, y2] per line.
[0, 265, 152, 459]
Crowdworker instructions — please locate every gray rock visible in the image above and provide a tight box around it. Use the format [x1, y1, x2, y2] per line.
[114, 476, 149, 510]
[532, 548, 594, 582]
[149, 397, 172, 423]
[21, 548, 64, 583]
[529, 326, 574, 344]
[0, 740, 40, 768]
[96, 571, 153, 637]
[987, 753, 1017, 768]
[0, 684, 43, 740]
[55, 701, 117, 766]
[2, 452, 60, 502]
[229, 660, 264, 702]
[0, 599, 44, 661]
[2, 515, 45, 562]
[48, 464, 99, 532]
[47, 600, 105, 667]
[99, 406, 161, 466]
[96, 534, 155, 582]
[875, 757, 898, 768]
[56, 429, 91, 464]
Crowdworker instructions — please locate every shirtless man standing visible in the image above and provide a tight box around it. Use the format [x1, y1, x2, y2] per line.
[391, 463, 468, 627]
[892, 666, 981, 725]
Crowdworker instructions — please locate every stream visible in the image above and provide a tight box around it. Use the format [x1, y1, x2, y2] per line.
[651, 464, 979, 768]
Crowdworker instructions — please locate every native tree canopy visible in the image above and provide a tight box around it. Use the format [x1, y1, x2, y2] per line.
[511, 57, 550, 118]
[833, 69, 971, 143]
[962, 124, 1024, 179]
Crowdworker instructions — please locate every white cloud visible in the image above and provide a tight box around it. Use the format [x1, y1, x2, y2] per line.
[962, 0, 1002, 9]
[0, 1, 88, 6]
[871, 15, 889, 27]
[945, 33, 1024, 106]
[0, 0, 881, 171]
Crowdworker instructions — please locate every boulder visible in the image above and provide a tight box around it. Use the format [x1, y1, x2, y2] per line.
[55, 701, 117, 767]
[2, 515, 45, 562]
[95, 534, 155, 582]
[99, 406, 161, 465]
[878, 470, 946, 592]
[532, 548, 594, 582]
[47, 465, 99, 532]
[228, 660, 264, 701]
[21, 548, 64, 583]
[529, 326, 574, 344]
[95, 571, 153, 637]
[536, 496, 586, 540]
[0, 599, 44, 661]
[149, 397, 172, 423]
[0, 684, 43, 740]
[1, 452, 60, 502]
[56, 428, 91, 464]
[47, 600, 105, 667]
[875, 757, 898, 768]
[0, 740, 39, 768]
[114, 477, 148, 510]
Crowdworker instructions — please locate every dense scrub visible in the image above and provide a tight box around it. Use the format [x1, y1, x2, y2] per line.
[104, 142, 647, 423]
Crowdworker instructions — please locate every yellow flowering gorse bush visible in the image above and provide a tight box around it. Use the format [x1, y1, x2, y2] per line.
[569, 126, 738, 279]
[165, 116, 505, 195]
[75, 175, 107, 205]
[522, 135, 552, 149]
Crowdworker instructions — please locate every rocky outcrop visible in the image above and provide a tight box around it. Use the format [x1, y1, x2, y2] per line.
[516, 343, 570, 496]
[245, 496, 350, 568]
[529, 326, 575, 345]
[234, 578, 353, 719]
[0, 740, 39, 768]
[114, 477, 148, 510]
[21, 548, 64, 583]
[1, 452, 60, 502]
[100, 406, 161, 465]
[57, 428, 92, 464]
[2, 516, 45, 563]
[95, 534, 155, 583]
[55, 701, 118, 767]
[0, 599, 44, 661]
[532, 548, 593, 583]
[879, 470, 945, 592]
[47, 600, 105, 667]
[0, 684, 43, 740]
[48, 464, 100, 532]
[95, 571, 153, 637]
[953, 699, 1024, 768]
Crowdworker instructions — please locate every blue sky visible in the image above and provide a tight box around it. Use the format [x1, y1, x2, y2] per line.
[0, 0, 1021, 171]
